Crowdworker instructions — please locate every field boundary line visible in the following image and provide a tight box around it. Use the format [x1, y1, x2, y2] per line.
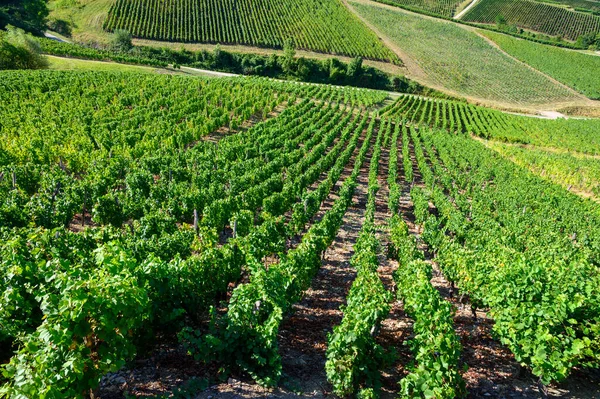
[454, 0, 480, 19]
[471, 30, 588, 101]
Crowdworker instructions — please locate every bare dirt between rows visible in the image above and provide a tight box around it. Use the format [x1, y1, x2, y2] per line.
[96, 121, 599, 398]
[412, 128, 600, 398]
[373, 124, 413, 397]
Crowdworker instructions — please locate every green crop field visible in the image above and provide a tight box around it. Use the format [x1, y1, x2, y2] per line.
[372, 0, 466, 17]
[482, 31, 600, 99]
[486, 141, 600, 198]
[461, 0, 600, 40]
[1, 69, 600, 398]
[349, 1, 579, 106]
[103, 0, 398, 62]
[539, 0, 600, 13]
[5, 0, 600, 392]
[381, 94, 600, 154]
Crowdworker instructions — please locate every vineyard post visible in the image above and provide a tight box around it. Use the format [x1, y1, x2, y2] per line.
[193, 209, 199, 233]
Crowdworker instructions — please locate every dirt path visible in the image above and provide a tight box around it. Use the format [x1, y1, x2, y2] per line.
[374, 122, 414, 396]
[453, 0, 479, 19]
[277, 133, 375, 395]
[341, 0, 427, 82]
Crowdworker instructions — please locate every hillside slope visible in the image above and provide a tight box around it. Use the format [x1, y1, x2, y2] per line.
[348, 0, 584, 108]
[103, 0, 399, 62]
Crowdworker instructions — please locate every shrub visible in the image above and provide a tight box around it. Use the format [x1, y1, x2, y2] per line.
[111, 29, 132, 52]
[0, 25, 48, 70]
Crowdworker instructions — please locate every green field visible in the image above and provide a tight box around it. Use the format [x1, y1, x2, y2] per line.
[482, 31, 600, 99]
[103, 0, 398, 62]
[1, 69, 600, 398]
[462, 0, 600, 40]
[539, 0, 600, 13]
[5, 0, 600, 394]
[349, 1, 579, 105]
[372, 0, 467, 17]
[487, 140, 600, 198]
[46, 54, 164, 73]
[381, 94, 600, 154]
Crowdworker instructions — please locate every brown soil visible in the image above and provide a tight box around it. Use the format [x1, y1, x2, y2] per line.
[410, 126, 600, 398]
[374, 124, 414, 397]
[95, 120, 600, 399]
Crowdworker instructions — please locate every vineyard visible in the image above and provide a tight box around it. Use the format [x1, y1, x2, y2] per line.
[541, 0, 600, 13]
[372, 0, 465, 17]
[379, 94, 600, 154]
[485, 141, 600, 199]
[461, 0, 600, 41]
[0, 69, 599, 398]
[482, 31, 600, 99]
[103, 0, 398, 62]
[348, 0, 580, 106]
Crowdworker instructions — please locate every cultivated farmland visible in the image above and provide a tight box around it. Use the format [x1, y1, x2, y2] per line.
[372, 0, 466, 17]
[103, 0, 399, 62]
[1, 69, 599, 399]
[380, 94, 600, 153]
[461, 0, 600, 40]
[482, 31, 600, 99]
[349, 0, 580, 106]
[485, 140, 600, 199]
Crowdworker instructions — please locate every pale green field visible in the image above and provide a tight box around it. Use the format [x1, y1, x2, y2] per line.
[350, 1, 581, 106]
[487, 140, 600, 199]
[46, 55, 167, 73]
[482, 31, 600, 100]
[48, 0, 115, 44]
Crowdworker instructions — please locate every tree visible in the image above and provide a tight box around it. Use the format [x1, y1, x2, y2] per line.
[495, 15, 507, 27]
[111, 29, 133, 52]
[576, 32, 600, 49]
[0, 0, 49, 34]
[347, 56, 363, 78]
[281, 38, 296, 75]
[328, 58, 345, 83]
[0, 25, 48, 70]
